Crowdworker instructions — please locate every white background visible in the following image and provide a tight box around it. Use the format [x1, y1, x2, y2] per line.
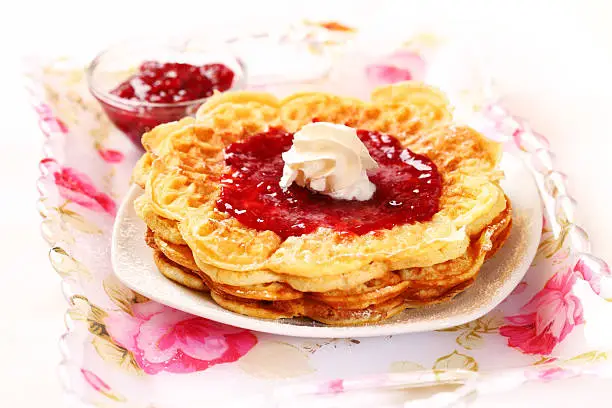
[1, 0, 612, 406]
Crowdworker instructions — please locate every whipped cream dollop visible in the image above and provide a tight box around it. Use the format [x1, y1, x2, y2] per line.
[279, 122, 379, 201]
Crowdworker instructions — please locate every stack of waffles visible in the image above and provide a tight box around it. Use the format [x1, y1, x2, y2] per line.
[131, 82, 511, 325]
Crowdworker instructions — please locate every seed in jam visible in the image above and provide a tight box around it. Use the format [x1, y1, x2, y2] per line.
[216, 128, 443, 239]
[111, 61, 234, 103]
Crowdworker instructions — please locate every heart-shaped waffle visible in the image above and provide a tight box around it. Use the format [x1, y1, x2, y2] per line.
[131, 81, 510, 325]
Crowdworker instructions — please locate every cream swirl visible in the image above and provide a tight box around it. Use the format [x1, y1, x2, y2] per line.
[279, 122, 379, 201]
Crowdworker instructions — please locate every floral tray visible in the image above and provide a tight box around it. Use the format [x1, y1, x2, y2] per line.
[31, 22, 612, 407]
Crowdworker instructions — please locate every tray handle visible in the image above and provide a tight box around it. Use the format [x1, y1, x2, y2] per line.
[482, 102, 612, 292]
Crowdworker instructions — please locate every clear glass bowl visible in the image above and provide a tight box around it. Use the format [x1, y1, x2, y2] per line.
[86, 38, 247, 147]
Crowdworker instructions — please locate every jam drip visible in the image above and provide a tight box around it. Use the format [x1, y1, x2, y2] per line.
[216, 128, 442, 239]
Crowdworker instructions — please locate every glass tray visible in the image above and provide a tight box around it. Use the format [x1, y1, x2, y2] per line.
[29, 22, 612, 407]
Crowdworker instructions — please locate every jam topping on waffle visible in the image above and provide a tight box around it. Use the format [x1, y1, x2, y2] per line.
[216, 127, 442, 239]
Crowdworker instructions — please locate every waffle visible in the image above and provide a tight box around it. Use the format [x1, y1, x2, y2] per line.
[147, 202, 511, 324]
[132, 81, 511, 325]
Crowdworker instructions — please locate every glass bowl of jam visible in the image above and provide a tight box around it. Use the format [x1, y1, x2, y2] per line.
[87, 38, 247, 147]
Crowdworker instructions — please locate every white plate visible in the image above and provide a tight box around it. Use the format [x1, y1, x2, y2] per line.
[112, 153, 541, 338]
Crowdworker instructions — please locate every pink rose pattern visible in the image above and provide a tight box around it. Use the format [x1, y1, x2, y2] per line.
[574, 258, 606, 295]
[97, 148, 125, 163]
[327, 379, 344, 394]
[50, 164, 117, 216]
[81, 369, 125, 402]
[36, 103, 69, 135]
[105, 302, 257, 374]
[500, 268, 584, 355]
[365, 50, 426, 86]
[526, 367, 573, 382]
[318, 379, 344, 394]
[35, 103, 125, 165]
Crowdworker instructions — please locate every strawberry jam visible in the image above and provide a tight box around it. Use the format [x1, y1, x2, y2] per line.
[216, 128, 442, 239]
[99, 61, 234, 146]
[110, 61, 234, 103]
